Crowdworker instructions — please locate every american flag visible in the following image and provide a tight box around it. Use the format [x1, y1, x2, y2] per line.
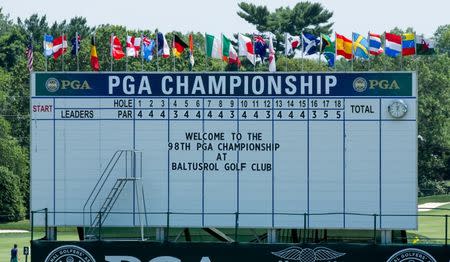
[25, 35, 33, 72]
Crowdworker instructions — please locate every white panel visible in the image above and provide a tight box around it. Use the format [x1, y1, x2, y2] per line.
[203, 121, 238, 227]
[345, 99, 379, 120]
[169, 121, 203, 227]
[274, 122, 308, 228]
[381, 120, 417, 229]
[135, 120, 168, 226]
[345, 121, 380, 228]
[30, 120, 54, 225]
[238, 121, 272, 228]
[309, 121, 344, 228]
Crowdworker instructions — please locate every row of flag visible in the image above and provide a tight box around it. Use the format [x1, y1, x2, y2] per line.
[26, 31, 436, 72]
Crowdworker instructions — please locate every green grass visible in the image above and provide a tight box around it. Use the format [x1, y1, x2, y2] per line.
[408, 203, 450, 244]
[418, 194, 450, 204]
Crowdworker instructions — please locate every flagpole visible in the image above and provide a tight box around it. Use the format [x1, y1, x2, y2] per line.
[301, 30, 304, 71]
[204, 33, 208, 72]
[61, 32, 64, 71]
[367, 31, 371, 71]
[155, 29, 159, 72]
[334, 32, 337, 71]
[351, 32, 354, 72]
[318, 34, 322, 66]
[284, 32, 288, 72]
[400, 34, 403, 70]
[141, 33, 144, 72]
[44, 33, 48, 71]
[252, 32, 256, 71]
[172, 35, 176, 72]
[221, 33, 225, 71]
[76, 32, 80, 71]
[126, 31, 129, 72]
[110, 33, 114, 71]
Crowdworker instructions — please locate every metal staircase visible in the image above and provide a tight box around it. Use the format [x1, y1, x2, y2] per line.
[82, 150, 147, 240]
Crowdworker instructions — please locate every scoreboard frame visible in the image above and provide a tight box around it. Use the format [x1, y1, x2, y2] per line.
[30, 71, 418, 230]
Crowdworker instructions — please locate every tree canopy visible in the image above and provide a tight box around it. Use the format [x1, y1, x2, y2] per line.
[237, 1, 334, 36]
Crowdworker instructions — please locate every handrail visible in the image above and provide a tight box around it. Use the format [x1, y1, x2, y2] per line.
[30, 210, 450, 245]
[82, 150, 123, 212]
[82, 150, 141, 227]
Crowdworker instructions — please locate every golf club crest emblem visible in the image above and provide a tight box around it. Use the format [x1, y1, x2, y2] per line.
[352, 77, 367, 92]
[386, 248, 436, 262]
[45, 245, 95, 262]
[45, 77, 60, 92]
[272, 246, 345, 262]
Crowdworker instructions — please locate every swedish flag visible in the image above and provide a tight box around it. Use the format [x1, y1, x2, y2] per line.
[352, 33, 369, 59]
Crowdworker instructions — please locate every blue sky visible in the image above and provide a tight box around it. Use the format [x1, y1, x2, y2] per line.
[1, 0, 448, 37]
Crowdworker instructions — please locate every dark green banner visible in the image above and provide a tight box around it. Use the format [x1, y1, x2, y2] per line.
[33, 72, 415, 97]
[31, 241, 448, 262]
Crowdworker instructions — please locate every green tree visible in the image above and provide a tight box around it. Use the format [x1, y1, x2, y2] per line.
[434, 24, 450, 53]
[237, 2, 333, 36]
[0, 117, 28, 220]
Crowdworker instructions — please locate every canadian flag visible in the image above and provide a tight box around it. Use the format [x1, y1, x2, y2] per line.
[126, 36, 142, 57]
[52, 35, 68, 60]
[111, 35, 125, 60]
[238, 33, 255, 65]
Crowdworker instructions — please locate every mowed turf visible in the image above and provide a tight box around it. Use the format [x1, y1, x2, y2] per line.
[408, 203, 450, 244]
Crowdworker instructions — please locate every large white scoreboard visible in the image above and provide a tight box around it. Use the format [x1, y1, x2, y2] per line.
[31, 72, 417, 229]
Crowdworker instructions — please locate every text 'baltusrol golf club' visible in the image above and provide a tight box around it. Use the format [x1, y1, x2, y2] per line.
[28, 72, 448, 262]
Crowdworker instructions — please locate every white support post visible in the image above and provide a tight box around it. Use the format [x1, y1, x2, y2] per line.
[267, 229, 278, 243]
[380, 230, 392, 244]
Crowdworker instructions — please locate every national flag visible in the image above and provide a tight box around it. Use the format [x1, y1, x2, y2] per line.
[111, 35, 125, 60]
[323, 52, 335, 67]
[385, 32, 402, 58]
[189, 34, 194, 67]
[402, 33, 415, 56]
[157, 32, 170, 58]
[25, 35, 33, 72]
[320, 34, 334, 53]
[71, 34, 81, 56]
[320, 34, 335, 67]
[285, 33, 301, 55]
[268, 34, 276, 72]
[222, 34, 231, 61]
[205, 34, 222, 59]
[238, 33, 255, 65]
[126, 36, 142, 57]
[368, 32, 383, 56]
[415, 35, 435, 55]
[301, 32, 319, 55]
[142, 36, 156, 61]
[43, 34, 53, 57]
[52, 35, 68, 60]
[254, 35, 267, 60]
[352, 32, 369, 59]
[228, 45, 240, 66]
[335, 33, 352, 60]
[172, 35, 188, 58]
[90, 35, 99, 71]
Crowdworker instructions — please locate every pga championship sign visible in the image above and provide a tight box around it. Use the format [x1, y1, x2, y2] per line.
[30, 72, 417, 229]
